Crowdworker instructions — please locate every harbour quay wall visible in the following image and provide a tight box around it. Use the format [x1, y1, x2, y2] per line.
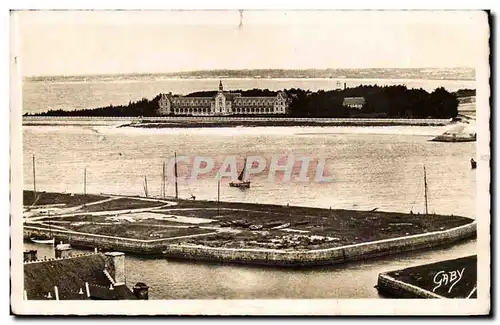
[376, 273, 443, 298]
[163, 222, 476, 266]
[24, 221, 476, 266]
[23, 227, 170, 254]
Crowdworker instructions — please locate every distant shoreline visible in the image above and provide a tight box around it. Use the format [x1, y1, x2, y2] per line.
[25, 76, 476, 83]
[24, 67, 475, 82]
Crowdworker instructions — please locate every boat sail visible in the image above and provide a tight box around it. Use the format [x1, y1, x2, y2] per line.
[229, 157, 251, 188]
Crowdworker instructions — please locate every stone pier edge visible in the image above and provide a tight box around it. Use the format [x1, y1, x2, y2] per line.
[377, 273, 445, 298]
[24, 221, 476, 266]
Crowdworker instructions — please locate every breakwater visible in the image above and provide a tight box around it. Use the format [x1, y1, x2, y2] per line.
[24, 221, 476, 266]
[376, 273, 443, 298]
[22, 116, 450, 126]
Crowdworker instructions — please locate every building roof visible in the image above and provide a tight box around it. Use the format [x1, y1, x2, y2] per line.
[173, 97, 212, 100]
[171, 92, 282, 102]
[277, 91, 289, 99]
[343, 97, 366, 106]
[234, 96, 275, 101]
[23, 253, 136, 300]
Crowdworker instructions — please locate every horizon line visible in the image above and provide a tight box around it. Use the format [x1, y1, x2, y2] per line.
[23, 67, 475, 79]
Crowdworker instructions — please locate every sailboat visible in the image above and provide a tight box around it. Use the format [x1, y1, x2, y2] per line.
[229, 157, 251, 188]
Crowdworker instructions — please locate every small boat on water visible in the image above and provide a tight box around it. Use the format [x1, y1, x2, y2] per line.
[229, 157, 251, 188]
[31, 236, 55, 245]
[272, 223, 291, 230]
[249, 224, 263, 230]
[470, 158, 477, 169]
[229, 180, 251, 188]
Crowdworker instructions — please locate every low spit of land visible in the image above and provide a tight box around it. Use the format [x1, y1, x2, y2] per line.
[23, 191, 474, 253]
[22, 116, 451, 128]
[123, 119, 449, 128]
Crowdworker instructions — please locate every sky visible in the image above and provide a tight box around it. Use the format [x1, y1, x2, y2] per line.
[12, 10, 489, 77]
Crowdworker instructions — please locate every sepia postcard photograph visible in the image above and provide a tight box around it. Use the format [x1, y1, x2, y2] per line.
[10, 9, 491, 316]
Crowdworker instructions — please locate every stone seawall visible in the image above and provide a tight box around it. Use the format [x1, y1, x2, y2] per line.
[24, 221, 476, 266]
[376, 273, 443, 298]
[162, 222, 476, 266]
[24, 227, 169, 254]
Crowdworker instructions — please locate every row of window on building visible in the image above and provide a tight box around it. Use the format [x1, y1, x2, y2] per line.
[170, 106, 282, 115]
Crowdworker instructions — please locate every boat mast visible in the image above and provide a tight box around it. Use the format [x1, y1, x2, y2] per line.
[83, 168, 87, 195]
[48, 210, 53, 243]
[174, 152, 178, 199]
[217, 172, 220, 215]
[32, 154, 36, 204]
[424, 166, 429, 214]
[144, 175, 149, 197]
[162, 162, 166, 198]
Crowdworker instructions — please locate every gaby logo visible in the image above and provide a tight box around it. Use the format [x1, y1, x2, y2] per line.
[432, 268, 466, 293]
[165, 154, 334, 184]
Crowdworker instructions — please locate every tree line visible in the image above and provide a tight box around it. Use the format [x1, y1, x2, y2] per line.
[27, 94, 163, 117]
[286, 85, 459, 118]
[26, 86, 466, 119]
[453, 88, 475, 98]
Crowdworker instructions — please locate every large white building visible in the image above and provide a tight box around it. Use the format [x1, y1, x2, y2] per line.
[157, 81, 290, 116]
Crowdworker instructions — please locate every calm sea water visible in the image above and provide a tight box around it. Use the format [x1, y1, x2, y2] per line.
[23, 125, 476, 217]
[22, 77, 477, 299]
[22, 77, 475, 114]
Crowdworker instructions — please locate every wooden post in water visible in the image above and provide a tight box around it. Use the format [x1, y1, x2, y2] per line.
[423, 166, 429, 215]
[32, 154, 36, 204]
[174, 152, 178, 199]
[162, 162, 166, 198]
[84, 168, 87, 195]
[144, 175, 149, 197]
[217, 172, 220, 216]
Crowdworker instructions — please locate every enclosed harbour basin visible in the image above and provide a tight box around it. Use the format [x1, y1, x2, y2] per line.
[23, 191, 476, 267]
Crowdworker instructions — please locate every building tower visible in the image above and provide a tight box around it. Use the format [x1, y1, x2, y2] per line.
[219, 80, 223, 92]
